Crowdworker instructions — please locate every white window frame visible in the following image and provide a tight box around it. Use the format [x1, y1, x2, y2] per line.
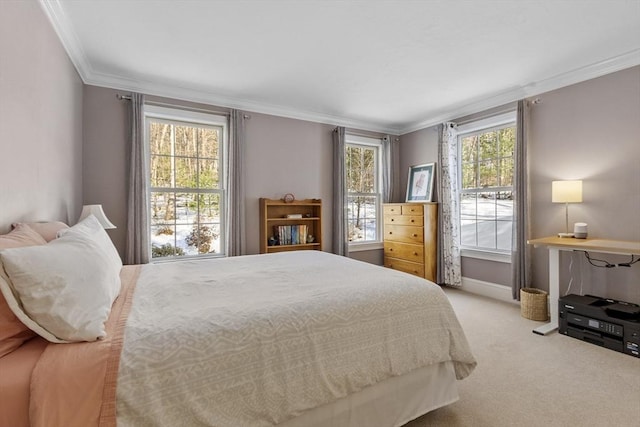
[144, 105, 227, 261]
[345, 135, 383, 251]
[456, 111, 516, 263]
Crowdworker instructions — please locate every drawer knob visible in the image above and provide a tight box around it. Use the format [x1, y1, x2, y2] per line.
[413, 252, 418, 255]
[389, 248, 393, 251]
[411, 219, 415, 223]
[388, 232, 393, 235]
[391, 218, 395, 221]
[412, 234, 417, 237]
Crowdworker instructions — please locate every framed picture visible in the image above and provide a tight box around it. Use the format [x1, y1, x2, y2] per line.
[406, 163, 435, 202]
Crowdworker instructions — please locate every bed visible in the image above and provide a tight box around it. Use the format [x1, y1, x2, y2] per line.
[0, 218, 476, 427]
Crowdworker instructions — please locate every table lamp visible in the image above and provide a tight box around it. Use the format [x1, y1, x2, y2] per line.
[552, 180, 582, 238]
[78, 204, 116, 229]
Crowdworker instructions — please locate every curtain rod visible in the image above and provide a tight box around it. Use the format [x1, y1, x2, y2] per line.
[115, 94, 250, 119]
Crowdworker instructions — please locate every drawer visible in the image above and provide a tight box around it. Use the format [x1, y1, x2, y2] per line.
[384, 256, 425, 278]
[383, 205, 403, 216]
[384, 214, 422, 226]
[383, 224, 424, 244]
[402, 204, 423, 216]
[384, 241, 424, 263]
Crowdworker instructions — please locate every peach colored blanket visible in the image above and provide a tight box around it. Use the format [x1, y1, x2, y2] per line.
[28, 265, 140, 427]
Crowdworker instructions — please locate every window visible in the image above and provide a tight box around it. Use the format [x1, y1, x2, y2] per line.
[345, 135, 382, 246]
[458, 112, 516, 255]
[145, 105, 227, 259]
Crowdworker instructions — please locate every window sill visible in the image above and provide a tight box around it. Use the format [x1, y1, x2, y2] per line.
[349, 242, 384, 252]
[461, 248, 511, 263]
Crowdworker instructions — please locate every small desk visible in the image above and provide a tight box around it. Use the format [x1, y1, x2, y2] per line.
[527, 237, 640, 335]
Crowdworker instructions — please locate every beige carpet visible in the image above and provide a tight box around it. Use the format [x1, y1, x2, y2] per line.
[405, 288, 640, 427]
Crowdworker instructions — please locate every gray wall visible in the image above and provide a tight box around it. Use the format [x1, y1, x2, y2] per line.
[82, 87, 392, 262]
[0, 1, 83, 232]
[3, 2, 638, 304]
[529, 66, 640, 303]
[398, 66, 640, 303]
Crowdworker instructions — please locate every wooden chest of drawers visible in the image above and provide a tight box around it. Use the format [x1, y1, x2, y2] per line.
[383, 203, 437, 282]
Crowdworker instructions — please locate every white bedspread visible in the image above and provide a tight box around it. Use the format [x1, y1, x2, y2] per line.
[116, 251, 476, 427]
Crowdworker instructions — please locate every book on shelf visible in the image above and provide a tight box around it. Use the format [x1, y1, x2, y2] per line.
[286, 214, 303, 218]
[274, 224, 308, 245]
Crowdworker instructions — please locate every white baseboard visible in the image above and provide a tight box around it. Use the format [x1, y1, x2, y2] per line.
[459, 277, 518, 304]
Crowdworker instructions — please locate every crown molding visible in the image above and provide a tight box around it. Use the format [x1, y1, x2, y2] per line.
[399, 49, 640, 134]
[83, 70, 401, 134]
[39, 0, 639, 136]
[38, 0, 92, 81]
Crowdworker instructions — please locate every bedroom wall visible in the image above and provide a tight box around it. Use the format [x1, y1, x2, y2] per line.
[0, 1, 84, 233]
[398, 66, 640, 304]
[82, 86, 392, 262]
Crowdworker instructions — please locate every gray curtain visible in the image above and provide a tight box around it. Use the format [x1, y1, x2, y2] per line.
[225, 109, 246, 256]
[436, 123, 462, 286]
[511, 100, 531, 299]
[125, 93, 150, 265]
[332, 127, 349, 256]
[381, 135, 395, 203]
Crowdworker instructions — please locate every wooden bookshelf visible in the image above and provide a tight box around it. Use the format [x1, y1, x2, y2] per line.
[259, 198, 322, 253]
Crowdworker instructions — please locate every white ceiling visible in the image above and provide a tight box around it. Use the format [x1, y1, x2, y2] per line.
[41, 0, 640, 134]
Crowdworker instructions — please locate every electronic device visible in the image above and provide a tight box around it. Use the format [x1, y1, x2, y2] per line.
[573, 222, 588, 239]
[559, 294, 640, 358]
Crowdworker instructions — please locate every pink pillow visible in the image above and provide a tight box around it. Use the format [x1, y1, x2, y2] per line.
[0, 223, 47, 248]
[0, 224, 44, 357]
[12, 221, 69, 242]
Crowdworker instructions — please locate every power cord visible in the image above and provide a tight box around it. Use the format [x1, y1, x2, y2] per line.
[581, 251, 639, 268]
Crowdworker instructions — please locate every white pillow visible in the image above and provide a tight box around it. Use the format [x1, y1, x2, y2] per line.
[58, 214, 123, 274]
[0, 216, 122, 342]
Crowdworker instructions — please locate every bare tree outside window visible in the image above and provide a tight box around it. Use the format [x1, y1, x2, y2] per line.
[346, 141, 380, 243]
[147, 114, 224, 259]
[460, 124, 515, 252]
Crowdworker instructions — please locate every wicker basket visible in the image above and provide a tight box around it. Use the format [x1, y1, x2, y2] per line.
[520, 288, 549, 321]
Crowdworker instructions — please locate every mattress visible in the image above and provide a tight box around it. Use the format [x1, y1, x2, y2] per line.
[9, 251, 476, 426]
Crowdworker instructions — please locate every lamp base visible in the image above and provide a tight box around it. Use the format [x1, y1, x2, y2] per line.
[557, 232, 575, 238]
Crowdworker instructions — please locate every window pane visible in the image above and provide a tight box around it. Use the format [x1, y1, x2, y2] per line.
[174, 125, 196, 157]
[460, 193, 477, 219]
[499, 127, 515, 158]
[500, 158, 514, 187]
[175, 157, 197, 188]
[175, 193, 198, 224]
[479, 131, 497, 160]
[149, 122, 171, 155]
[497, 220, 513, 251]
[478, 160, 497, 187]
[462, 163, 477, 189]
[185, 222, 219, 255]
[150, 155, 172, 187]
[199, 128, 219, 159]
[150, 224, 184, 258]
[199, 158, 219, 188]
[346, 146, 376, 193]
[461, 220, 477, 246]
[199, 193, 221, 222]
[477, 193, 496, 220]
[150, 192, 175, 222]
[496, 193, 513, 221]
[347, 195, 377, 242]
[176, 223, 197, 256]
[477, 220, 497, 249]
[461, 135, 478, 163]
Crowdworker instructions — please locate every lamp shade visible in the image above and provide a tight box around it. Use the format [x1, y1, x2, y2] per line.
[551, 180, 582, 203]
[78, 204, 116, 229]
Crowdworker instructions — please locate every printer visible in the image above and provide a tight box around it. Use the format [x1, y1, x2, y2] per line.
[559, 294, 640, 358]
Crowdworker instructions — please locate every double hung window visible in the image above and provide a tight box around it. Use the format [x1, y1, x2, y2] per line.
[345, 135, 382, 246]
[145, 106, 227, 259]
[458, 112, 516, 256]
